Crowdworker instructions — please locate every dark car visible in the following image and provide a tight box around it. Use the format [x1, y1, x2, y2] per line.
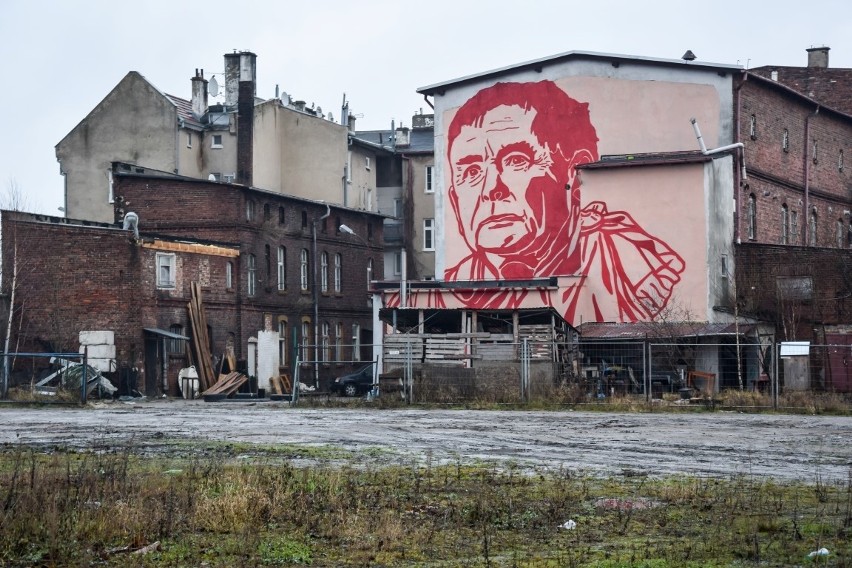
[330, 364, 376, 397]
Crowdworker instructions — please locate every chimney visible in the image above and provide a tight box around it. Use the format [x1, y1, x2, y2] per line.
[236, 52, 257, 186]
[224, 52, 240, 108]
[412, 113, 434, 130]
[191, 68, 208, 118]
[395, 126, 410, 147]
[807, 46, 830, 68]
[347, 113, 357, 132]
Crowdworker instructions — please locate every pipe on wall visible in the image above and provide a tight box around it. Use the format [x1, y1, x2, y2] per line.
[803, 105, 820, 245]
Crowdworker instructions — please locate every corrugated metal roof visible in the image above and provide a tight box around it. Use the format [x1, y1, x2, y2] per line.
[580, 151, 712, 170]
[352, 128, 434, 154]
[577, 321, 751, 340]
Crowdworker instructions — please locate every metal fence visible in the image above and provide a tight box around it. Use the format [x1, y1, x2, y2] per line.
[1, 351, 94, 404]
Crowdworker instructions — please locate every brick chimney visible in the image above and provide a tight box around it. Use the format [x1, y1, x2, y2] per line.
[235, 52, 257, 186]
[191, 68, 208, 118]
[807, 46, 830, 68]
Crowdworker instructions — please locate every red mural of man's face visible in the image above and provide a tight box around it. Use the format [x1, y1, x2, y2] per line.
[449, 104, 562, 254]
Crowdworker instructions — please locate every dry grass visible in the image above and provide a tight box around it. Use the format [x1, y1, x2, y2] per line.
[1, 446, 850, 567]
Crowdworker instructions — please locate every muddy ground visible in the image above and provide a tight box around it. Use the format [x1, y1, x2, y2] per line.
[1, 400, 850, 483]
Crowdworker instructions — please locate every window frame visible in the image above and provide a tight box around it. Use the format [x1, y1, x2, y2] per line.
[749, 114, 757, 140]
[226, 261, 233, 289]
[334, 253, 342, 293]
[278, 317, 288, 368]
[425, 165, 434, 193]
[277, 246, 286, 291]
[300, 249, 309, 291]
[423, 218, 435, 251]
[211, 134, 223, 149]
[247, 253, 257, 296]
[320, 251, 329, 293]
[782, 129, 789, 152]
[156, 252, 176, 289]
[747, 194, 756, 241]
[780, 204, 789, 245]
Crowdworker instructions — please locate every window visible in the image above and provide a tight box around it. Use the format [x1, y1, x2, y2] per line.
[840, 150, 845, 172]
[837, 219, 845, 248]
[246, 200, 255, 221]
[107, 169, 114, 204]
[809, 210, 818, 246]
[747, 194, 756, 240]
[321, 322, 330, 362]
[393, 198, 403, 219]
[782, 129, 789, 152]
[780, 204, 789, 245]
[265, 244, 271, 283]
[334, 253, 342, 293]
[791, 211, 798, 244]
[277, 246, 286, 290]
[365, 156, 371, 171]
[186, 132, 192, 148]
[278, 206, 286, 225]
[720, 254, 728, 278]
[300, 319, 311, 363]
[263, 203, 270, 221]
[352, 323, 361, 361]
[812, 140, 819, 164]
[211, 134, 223, 148]
[226, 261, 233, 289]
[367, 258, 374, 285]
[394, 251, 402, 275]
[300, 249, 309, 291]
[156, 253, 176, 289]
[749, 114, 757, 140]
[301, 211, 308, 230]
[335, 322, 344, 362]
[278, 317, 288, 367]
[247, 254, 256, 296]
[423, 218, 435, 250]
[168, 324, 184, 354]
[425, 165, 434, 193]
[320, 252, 329, 293]
[223, 173, 235, 183]
[367, 222, 373, 240]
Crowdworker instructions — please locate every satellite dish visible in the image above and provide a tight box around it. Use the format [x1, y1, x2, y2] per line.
[208, 174, 217, 181]
[280, 91, 290, 105]
[209, 76, 220, 97]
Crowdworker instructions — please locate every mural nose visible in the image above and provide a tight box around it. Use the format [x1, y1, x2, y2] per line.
[485, 174, 511, 202]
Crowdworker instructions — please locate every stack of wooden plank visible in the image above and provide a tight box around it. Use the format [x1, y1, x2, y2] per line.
[202, 372, 248, 396]
[187, 282, 216, 391]
[269, 374, 292, 395]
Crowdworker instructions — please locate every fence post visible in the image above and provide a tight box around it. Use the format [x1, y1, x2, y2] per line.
[521, 338, 530, 402]
[645, 343, 652, 403]
[773, 341, 779, 410]
[81, 348, 88, 405]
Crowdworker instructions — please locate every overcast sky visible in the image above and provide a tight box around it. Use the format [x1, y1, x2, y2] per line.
[2, 0, 850, 215]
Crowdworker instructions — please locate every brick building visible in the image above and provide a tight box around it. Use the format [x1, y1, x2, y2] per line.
[1, 165, 384, 395]
[734, 63, 852, 342]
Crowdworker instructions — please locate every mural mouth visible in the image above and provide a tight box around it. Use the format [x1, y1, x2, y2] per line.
[481, 214, 524, 230]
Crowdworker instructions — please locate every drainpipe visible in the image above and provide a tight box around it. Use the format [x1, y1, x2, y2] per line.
[690, 118, 747, 180]
[732, 72, 748, 244]
[803, 105, 820, 245]
[312, 203, 331, 388]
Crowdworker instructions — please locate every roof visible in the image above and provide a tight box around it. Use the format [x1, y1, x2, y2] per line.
[352, 127, 434, 155]
[749, 65, 852, 115]
[743, 71, 852, 121]
[579, 150, 713, 170]
[418, 50, 741, 95]
[165, 94, 204, 129]
[577, 321, 754, 340]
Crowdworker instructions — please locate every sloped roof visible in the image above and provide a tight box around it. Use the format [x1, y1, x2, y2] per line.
[353, 127, 434, 155]
[579, 150, 712, 170]
[165, 94, 203, 129]
[749, 65, 852, 115]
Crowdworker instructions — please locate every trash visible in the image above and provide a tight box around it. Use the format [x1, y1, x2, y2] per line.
[132, 541, 160, 555]
[807, 547, 829, 558]
[36, 359, 117, 399]
[559, 519, 576, 530]
[298, 382, 316, 392]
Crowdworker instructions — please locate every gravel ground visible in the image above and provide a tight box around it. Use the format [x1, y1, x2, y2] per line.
[1, 399, 850, 482]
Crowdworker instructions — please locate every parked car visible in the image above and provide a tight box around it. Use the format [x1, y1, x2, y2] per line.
[330, 364, 376, 397]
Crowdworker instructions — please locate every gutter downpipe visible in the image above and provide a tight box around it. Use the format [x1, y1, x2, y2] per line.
[732, 72, 748, 245]
[804, 105, 820, 245]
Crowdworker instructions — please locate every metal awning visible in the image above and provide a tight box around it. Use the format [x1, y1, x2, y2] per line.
[143, 327, 189, 341]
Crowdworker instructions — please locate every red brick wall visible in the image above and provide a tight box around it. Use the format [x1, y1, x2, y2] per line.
[738, 77, 852, 248]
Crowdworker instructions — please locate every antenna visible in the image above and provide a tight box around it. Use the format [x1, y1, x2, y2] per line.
[209, 76, 220, 97]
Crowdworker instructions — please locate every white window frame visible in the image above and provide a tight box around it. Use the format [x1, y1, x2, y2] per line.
[277, 246, 286, 290]
[186, 132, 192, 148]
[107, 169, 114, 204]
[320, 251, 329, 293]
[393, 251, 402, 275]
[300, 249, 309, 291]
[226, 261, 233, 289]
[334, 253, 342, 293]
[156, 253, 176, 289]
[365, 156, 371, 171]
[782, 129, 789, 152]
[301, 320, 311, 362]
[278, 318, 288, 367]
[247, 254, 256, 296]
[749, 114, 757, 139]
[423, 218, 435, 251]
[211, 134, 223, 149]
[425, 165, 434, 193]
[321, 322, 330, 362]
[352, 323, 361, 361]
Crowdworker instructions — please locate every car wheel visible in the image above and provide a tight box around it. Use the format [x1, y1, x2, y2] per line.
[343, 383, 358, 397]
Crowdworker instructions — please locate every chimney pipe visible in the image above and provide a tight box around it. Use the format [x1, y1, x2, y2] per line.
[807, 46, 830, 68]
[236, 52, 257, 186]
[191, 68, 208, 118]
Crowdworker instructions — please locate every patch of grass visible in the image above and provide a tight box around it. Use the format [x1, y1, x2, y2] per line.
[0, 446, 850, 566]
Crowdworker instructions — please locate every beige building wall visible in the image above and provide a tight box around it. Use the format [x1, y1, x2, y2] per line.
[253, 101, 353, 206]
[408, 154, 436, 279]
[56, 72, 179, 222]
[177, 127, 204, 179]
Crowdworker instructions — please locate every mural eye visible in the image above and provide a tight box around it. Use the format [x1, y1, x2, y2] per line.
[502, 152, 532, 170]
[461, 164, 482, 183]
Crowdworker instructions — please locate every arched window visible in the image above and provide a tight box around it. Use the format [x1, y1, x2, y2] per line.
[320, 252, 329, 293]
[809, 210, 818, 246]
[278, 317, 288, 368]
[780, 204, 789, 245]
[334, 253, 342, 293]
[321, 322, 330, 362]
[747, 194, 756, 240]
[335, 321, 344, 362]
[300, 318, 311, 362]
[300, 249, 309, 291]
[277, 246, 286, 290]
[367, 257, 374, 285]
[247, 254, 256, 296]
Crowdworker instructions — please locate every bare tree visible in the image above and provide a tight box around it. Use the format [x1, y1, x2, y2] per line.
[0, 178, 31, 213]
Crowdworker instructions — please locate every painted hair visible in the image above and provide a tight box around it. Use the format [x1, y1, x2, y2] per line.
[447, 80, 599, 175]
